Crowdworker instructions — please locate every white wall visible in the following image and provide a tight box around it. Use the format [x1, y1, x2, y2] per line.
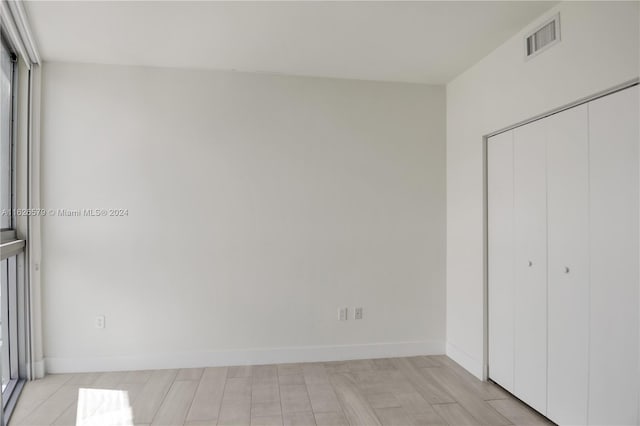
[446, 1, 639, 378]
[41, 62, 446, 373]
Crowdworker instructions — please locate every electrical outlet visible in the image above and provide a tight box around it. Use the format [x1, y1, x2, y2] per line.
[95, 315, 106, 329]
[338, 307, 348, 321]
[354, 307, 363, 320]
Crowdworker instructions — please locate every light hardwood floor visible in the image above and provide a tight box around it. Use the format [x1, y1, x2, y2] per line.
[9, 356, 552, 426]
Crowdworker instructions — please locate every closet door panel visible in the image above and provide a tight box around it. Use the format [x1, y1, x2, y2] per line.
[513, 119, 547, 414]
[588, 86, 639, 425]
[546, 105, 589, 425]
[488, 131, 515, 392]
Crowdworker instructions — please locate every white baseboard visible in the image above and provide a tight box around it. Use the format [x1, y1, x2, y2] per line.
[445, 342, 485, 380]
[45, 340, 445, 374]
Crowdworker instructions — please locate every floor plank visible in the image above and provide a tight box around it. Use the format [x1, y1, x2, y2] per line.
[15, 384, 80, 426]
[283, 411, 316, 426]
[66, 372, 103, 386]
[279, 374, 305, 386]
[433, 403, 481, 426]
[371, 358, 397, 370]
[364, 392, 401, 409]
[329, 373, 382, 426]
[374, 407, 412, 426]
[280, 384, 312, 414]
[175, 368, 204, 382]
[421, 367, 512, 426]
[253, 365, 278, 386]
[408, 356, 442, 369]
[223, 377, 252, 401]
[10, 374, 73, 424]
[394, 392, 447, 425]
[277, 364, 303, 376]
[351, 369, 415, 396]
[218, 399, 251, 426]
[392, 358, 456, 404]
[92, 371, 129, 388]
[251, 401, 282, 418]
[488, 399, 553, 426]
[122, 370, 153, 384]
[228, 366, 253, 379]
[50, 401, 78, 426]
[302, 364, 330, 386]
[185, 367, 227, 423]
[306, 383, 342, 413]
[151, 380, 198, 425]
[252, 382, 280, 404]
[313, 411, 348, 426]
[432, 356, 509, 400]
[251, 414, 283, 426]
[130, 369, 178, 424]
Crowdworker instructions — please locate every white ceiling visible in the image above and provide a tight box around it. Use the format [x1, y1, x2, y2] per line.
[25, 1, 555, 84]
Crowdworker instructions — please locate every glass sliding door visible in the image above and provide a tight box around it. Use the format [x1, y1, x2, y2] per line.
[0, 33, 15, 399]
[0, 255, 18, 392]
[1, 35, 13, 231]
[0, 32, 25, 419]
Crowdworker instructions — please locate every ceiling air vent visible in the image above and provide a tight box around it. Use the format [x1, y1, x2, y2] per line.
[525, 14, 560, 59]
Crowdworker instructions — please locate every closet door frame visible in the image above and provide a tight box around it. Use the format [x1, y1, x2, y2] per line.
[483, 78, 638, 389]
[487, 131, 516, 392]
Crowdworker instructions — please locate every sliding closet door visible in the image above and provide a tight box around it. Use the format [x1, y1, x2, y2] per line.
[546, 105, 589, 425]
[513, 120, 547, 414]
[588, 86, 639, 425]
[488, 131, 515, 392]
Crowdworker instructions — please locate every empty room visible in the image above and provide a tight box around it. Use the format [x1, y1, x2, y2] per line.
[0, 1, 638, 425]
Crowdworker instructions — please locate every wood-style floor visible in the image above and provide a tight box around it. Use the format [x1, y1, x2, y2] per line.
[9, 356, 552, 426]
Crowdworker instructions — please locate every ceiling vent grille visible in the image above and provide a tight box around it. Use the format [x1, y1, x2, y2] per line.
[525, 14, 560, 59]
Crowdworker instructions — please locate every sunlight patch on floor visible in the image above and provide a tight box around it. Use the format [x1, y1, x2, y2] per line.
[76, 388, 133, 426]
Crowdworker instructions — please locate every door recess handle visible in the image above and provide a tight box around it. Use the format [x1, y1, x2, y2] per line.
[564, 266, 570, 274]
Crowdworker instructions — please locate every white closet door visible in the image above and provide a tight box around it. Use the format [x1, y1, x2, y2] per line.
[546, 104, 590, 425]
[588, 86, 639, 425]
[488, 131, 515, 392]
[513, 119, 547, 415]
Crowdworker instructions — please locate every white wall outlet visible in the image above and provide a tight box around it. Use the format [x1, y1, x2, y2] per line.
[95, 315, 106, 329]
[338, 307, 348, 321]
[354, 307, 363, 320]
